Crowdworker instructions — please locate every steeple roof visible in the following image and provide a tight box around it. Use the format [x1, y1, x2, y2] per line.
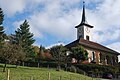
[75, 2, 93, 28]
[81, 1, 87, 24]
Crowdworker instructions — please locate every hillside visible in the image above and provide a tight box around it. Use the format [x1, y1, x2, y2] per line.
[0, 64, 96, 80]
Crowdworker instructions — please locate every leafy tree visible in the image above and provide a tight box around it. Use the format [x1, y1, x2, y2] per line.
[71, 46, 88, 63]
[11, 20, 35, 61]
[49, 45, 68, 71]
[36, 45, 51, 61]
[50, 45, 68, 61]
[0, 43, 24, 72]
[32, 45, 39, 54]
[37, 45, 46, 60]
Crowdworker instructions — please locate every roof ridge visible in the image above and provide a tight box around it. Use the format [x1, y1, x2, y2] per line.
[79, 38, 120, 54]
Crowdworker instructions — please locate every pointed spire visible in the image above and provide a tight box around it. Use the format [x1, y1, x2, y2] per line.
[75, 1, 93, 28]
[81, 1, 87, 24]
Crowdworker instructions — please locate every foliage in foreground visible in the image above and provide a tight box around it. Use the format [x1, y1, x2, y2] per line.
[0, 64, 96, 80]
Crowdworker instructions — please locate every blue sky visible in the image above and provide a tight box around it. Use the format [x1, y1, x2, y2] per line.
[0, 0, 120, 61]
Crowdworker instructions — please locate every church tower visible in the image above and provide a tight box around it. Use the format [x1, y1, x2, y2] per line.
[75, 2, 93, 41]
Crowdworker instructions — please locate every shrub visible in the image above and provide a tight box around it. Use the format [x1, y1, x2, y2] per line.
[70, 66, 77, 73]
[72, 63, 119, 78]
[76, 67, 86, 75]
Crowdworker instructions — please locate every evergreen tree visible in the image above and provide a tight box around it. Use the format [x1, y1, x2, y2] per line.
[12, 20, 35, 60]
[0, 8, 5, 43]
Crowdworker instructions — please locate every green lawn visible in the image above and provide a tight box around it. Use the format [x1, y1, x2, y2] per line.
[0, 64, 96, 80]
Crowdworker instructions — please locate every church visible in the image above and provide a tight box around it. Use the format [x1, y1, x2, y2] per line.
[65, 2, 120, 66]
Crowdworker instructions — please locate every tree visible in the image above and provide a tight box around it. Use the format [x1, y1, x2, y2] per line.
[0, 8, 5, 43]
[0, 43, 24, 72]
[50, 45, 68, 61]
[38, 45, 47, 60]
[49, 45, 68, 71]
[37, 45, 51, 60]
[71, 46, 88, 63]
[32, 45, 39, 55]
[11, 20, 35, 61]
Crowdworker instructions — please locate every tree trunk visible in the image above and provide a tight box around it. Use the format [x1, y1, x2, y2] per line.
[16, 61, 19, 68]
[38, 62, 40, 68]
[3, 61, 7, 72]
[22, 61, 24, 66]
[57, 52, 61, 71]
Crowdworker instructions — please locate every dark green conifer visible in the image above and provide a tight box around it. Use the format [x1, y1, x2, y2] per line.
[0, 8, 5, 43]
[12, 20, 35, 59]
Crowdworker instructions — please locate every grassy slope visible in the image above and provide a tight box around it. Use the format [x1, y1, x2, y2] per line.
[0, 64, 96, 80]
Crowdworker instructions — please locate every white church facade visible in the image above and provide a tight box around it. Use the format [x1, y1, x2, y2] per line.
[65, 2, 120, 66]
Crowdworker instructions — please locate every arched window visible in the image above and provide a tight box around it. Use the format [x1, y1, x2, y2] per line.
[92, 52, 95, 61]
[106, 55, 110, 64]
[99, 53, 102, 63]
[116, 56, 118, 62]
[112, 57, 115, 65]
[86, 35, 89, 41]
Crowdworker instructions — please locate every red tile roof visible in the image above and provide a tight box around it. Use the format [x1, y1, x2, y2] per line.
[65, 38, 120, 55]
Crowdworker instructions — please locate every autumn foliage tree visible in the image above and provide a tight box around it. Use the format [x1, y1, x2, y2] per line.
[36, 45, 51, 61]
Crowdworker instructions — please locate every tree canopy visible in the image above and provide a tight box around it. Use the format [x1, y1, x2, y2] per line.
[49, 45, 68, 61]
[71, 46, 88, 62]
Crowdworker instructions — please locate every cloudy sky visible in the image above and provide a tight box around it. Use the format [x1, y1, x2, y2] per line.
[0, 0, 120, 61]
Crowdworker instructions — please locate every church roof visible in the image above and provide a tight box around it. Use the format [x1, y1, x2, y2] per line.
[65, 38, 120, 55]
[75, 2, 93, 28]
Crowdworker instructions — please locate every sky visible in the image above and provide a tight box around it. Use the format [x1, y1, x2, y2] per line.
[0, 0, 120, 61]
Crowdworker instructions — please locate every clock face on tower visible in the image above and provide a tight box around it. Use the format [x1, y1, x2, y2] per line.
[78, 28, 82, 33]
[85, 27, 90, 33]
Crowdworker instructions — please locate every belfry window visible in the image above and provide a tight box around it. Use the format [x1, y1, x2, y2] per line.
[86, 35, 89, 40]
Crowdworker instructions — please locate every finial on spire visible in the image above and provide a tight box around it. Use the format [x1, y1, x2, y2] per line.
[83, 1, 85, 4]
[83, 1, 85, 8]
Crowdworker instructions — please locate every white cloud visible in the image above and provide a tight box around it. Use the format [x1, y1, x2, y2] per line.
[28, 11, 77, 39]
[92, 28, 120, 43]
[0, 0, 25, 17]
[1, 0, 120, 55]
[11, 0, 83, 40]
[85, 0, 104, 4]
[107, 42, 120, 53]
[107, 42, 120, 62]
[46, 42, 65, 49]
[1, 0, 119, 42]
[85, 0, 120, 43]
[0, 0, 46, 17]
